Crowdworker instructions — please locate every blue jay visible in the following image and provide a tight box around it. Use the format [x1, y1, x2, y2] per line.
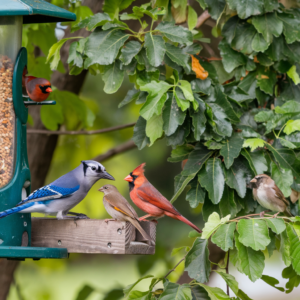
[0, 160, 114, 220]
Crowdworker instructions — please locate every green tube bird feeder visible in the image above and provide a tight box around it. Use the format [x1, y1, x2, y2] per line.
[0, 0, 76, 260]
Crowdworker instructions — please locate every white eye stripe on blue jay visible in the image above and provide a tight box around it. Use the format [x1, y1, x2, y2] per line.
[0, 160, 115, 220]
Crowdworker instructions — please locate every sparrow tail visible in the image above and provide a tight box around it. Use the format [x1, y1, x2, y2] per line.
[284, 209, 293, 217]
[130, 219, 155, 246]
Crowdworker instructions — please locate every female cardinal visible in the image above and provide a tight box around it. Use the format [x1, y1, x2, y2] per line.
[124, 163, 202, 233]
[22, 67, 52, 102]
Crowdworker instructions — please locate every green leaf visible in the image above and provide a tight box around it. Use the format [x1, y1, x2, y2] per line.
[186, 179, 206, 208]
[237, 125, 260, 138]
[284, 132, 300, 148]
[156, 22, 193, 45]
[168, 145, 194, 163]
[190, 285, 209, 300]
[275, 100, 300, 114]
[185, 238, 211, 283]
[144, 33, 166, 67]
[220, 134, 244, 169]
[40, 99, 64, 130]
[193, 284, 230, 300]
[225, 158, 249, 198]
[287, 65, 300, 85]
[187, 6, 197, 30]
[120, 41, 142, 65]
[165, 43, 190, 68]
[215, 272, 253, 300]
[252, 13, 283, 44]
[282, 265, 300, 293]
[178, 80, 194, 101]
[205, 0, 226, 20]
[102, 60, 124, 94]
[243, 138, 265, 151]
[132, 116, 150, 150]
[103, 288, 124, 300]
[238, 219, 270, 251]
[68, 42, 83, 67]
[191, 78, 212, 94]
[84, 28, 129, 67]
[123, 275, 154, 297]
[254, 110, 274, 122]
[287, 223, 300, 275]
[160, 282, 192, 300]
[75, 285, 94, 300]
[280, 230, 292, 267]
[127, 290, 149, 300]
[219, 40, 247, 73]
[219, 185, 238, 218]
[260, 275, 285, 292]
[241, 149, 268, 175]
[119, 88, 140, 108]
[174, 88, 190, 111]
[271, 162, 293, 198]
[202, 212, 230, 239]
[47, 37, 82, 70]
[235, 232, 265, 282]
[103, 0, 135, 19]
[191, 96, 206, 140]
[172, 145, 211, 203]
[277, 12, 300, 44]
[265, 218, 286, 235]
[252, 33, 269, 52]
[163, 93, 186, 136]
[212, 223, 236, 252]
[198, 158, 225, 204]
[284, 120, 300, 135]
[72, 13, 111, 32]
[140, 81, 171, 120]
[146, 114, 164, 146]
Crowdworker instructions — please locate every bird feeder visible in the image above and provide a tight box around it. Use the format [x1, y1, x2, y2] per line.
[0, 1, 156, 259]
[0, 0, 76, 260]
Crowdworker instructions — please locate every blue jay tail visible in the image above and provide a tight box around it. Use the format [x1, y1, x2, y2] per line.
[0, 202, 35, 218]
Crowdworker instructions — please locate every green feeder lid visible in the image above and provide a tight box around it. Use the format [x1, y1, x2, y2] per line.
[0, 0, 76, 23]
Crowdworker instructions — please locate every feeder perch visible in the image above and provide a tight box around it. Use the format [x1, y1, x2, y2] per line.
[0, 0, 76, 260]
[0, 0, 157, 259]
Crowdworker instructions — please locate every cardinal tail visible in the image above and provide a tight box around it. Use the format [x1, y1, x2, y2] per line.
[176, 214, 202, 233]
[130, 219, 155, 246]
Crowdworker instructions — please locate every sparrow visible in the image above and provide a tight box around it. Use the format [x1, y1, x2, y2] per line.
[22, 67, 52, 102]
[99, 184, 154, 245]
[124, 163, 202, 233]
[249, 174, 292, 217]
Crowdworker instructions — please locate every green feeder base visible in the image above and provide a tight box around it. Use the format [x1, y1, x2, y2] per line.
[0, 246, 68, 260]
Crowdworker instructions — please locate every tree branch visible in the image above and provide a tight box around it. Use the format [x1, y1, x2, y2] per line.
[164, 256, 187, 279]
[27, 122, 136, 135]
[196, 10, 211, 28]
[93, 140, 137, 163]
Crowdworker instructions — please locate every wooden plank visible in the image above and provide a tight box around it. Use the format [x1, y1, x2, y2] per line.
[31, 218, 156, 255]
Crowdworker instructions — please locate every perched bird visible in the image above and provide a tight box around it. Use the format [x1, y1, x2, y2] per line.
[124, 163, 202, 233]
[22, 66, 52, 102]
[249, 174, 292, 217]
[99, 184, 154, 245]
[0, 161, 114, 219]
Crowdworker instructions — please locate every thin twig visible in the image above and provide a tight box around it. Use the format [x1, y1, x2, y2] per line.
[226, 251, 230, 297]
[164, 256, 186, 279]
[196, 10, 211, 28]
[93, 140, 136, 163]
[27, 122, 136, 135]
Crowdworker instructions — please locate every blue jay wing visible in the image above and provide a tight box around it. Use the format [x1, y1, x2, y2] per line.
[17, 184, 80, 206]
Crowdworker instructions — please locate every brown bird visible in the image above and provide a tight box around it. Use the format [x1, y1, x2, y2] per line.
[99, 184, 154, 245]
[124, 163, 202, 233]
[249, 174, 292, 217]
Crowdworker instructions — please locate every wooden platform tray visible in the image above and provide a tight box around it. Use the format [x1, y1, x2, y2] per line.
[31, 218, 156, 255]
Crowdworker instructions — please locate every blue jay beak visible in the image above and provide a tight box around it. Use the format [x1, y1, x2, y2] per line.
[102, 171, 115, 181]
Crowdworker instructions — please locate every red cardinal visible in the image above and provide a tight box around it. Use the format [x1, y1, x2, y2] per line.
[124, 163, 202, 233]
[22, 67, 52, 102]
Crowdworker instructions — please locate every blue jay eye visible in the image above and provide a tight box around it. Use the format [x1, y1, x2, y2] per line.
[91, 167, 96, 171]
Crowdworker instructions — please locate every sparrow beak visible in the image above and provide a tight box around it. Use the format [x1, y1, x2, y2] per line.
[250, 178, 257, 183]
[102, 171, 115, 181]
[98, 187, 104, 192]
[46, 87, 52, 93]
[124, 175, 133, 182]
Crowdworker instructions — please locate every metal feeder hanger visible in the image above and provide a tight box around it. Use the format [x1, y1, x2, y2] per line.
[0, 0, 76, 260]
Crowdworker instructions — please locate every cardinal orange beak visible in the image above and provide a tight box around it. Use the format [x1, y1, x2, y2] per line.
[46, 87, 52, 93]
[124, 175, 133, 182]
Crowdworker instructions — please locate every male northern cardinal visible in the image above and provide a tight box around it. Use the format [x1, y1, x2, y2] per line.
[22, 66, 52, 102]
[124, 163, 202, 233]
[99, 184, 154, 245]
[249, 174, 292, 217]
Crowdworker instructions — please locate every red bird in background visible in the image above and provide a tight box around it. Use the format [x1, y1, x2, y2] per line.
[124, 163, 202, 233]
[22, 66, 52, 102]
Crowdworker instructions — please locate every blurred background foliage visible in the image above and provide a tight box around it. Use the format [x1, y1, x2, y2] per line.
[6, 0, 300, 299]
